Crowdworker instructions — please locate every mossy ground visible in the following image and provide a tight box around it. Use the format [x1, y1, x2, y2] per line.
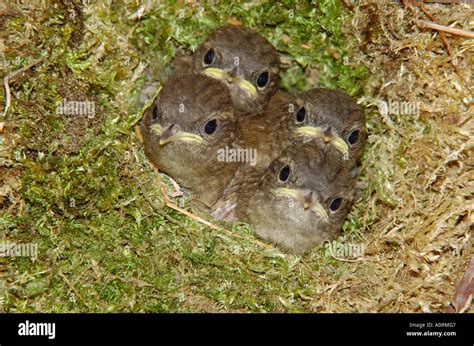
[0, 0, 471, 312]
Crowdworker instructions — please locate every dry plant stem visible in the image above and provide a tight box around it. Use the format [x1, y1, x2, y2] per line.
[137, 178, 179, 224]
[135, 125, 144, 143]
[417, 6, 461, 75]
[11, 269, 52, 284]
[416, 19, 474, 39]
[152, 172, 273, 248]
[58, 271, 89, 307]
[136, 153, 222, 228]
[2, 56, 45, 118]
[162, 187, 272, 249]
[138, 170, 273, 249]
[159, 185, 222, 231]
[402, 0, 465, 80]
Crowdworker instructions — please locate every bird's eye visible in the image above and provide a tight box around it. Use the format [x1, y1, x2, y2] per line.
[278, 165, 291, 182]
[152, 105, 159, 120]
[347, 130, 359, 145]
[296, 107, 306, 123]
[256, 72, 269, 88]
[203, 48, 215, 66]
[204, 119, 217, 135]
[329, 197, 343, 212]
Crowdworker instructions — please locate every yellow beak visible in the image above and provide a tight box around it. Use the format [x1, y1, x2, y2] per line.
[150, 123, 164, 136]
[152, 124, 204, 146]
[159, 131, 204, 146]
[296, 126, 349, 154]
[203, 67, 257, 96]
[275, 187, 329, 219]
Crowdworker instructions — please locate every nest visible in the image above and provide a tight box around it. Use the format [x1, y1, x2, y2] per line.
[0, 0, 471, 312]
[331, 0, 473, 312]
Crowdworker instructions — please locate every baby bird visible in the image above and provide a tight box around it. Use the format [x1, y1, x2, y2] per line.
[212, 142, 355, 255]
[237, 90, 302, 169]
[192, 24, 280, 115]
[296, 88, 366, 165]
[238, 88, 365, 171]
[139, 74, 242, 207]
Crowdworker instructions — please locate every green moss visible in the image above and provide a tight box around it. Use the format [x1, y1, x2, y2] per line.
[1, 0, 368, 312]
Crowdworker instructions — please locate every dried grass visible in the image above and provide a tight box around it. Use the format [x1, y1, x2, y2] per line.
[325, 0, 473, 312]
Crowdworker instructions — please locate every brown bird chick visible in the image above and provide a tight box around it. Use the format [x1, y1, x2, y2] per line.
[212, 142, 355, 255]
[296, 88, 366, 165]
[192, 24, 280, 115]
[238, 88, 365, 172]
[139, 74, 242, 207]
[237, 91, 296, 168]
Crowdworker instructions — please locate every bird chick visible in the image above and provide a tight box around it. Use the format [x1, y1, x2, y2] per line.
[212, 142, 355, 255]
[296, 88, 366, 165]
[237, 90, 300, 169]
[192, 24, 280, 115]
[139, 73, 242, 207]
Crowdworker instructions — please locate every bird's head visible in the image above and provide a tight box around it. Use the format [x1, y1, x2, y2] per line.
[295, 88, 366, 163]
[193, 24, 280, 115]
[144, 74, 238, 154]
[260, 142, 354, 223]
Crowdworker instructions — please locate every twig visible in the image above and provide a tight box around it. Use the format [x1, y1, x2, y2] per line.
[140, 186, 180, 225]
[136, 169, 223, 230]
[417, 7, 460, 73]
[10, 269, 52, 285]
[416, 19, 474, 38]
[402, 1, 466, 81]
[57, 271, 89, 307]
[159, 185, 222, 231]
[2, 56, 45, 118]
[135, 125, 144, 143]
[136, 171, 272, 249]
[158, 182, 273, 250]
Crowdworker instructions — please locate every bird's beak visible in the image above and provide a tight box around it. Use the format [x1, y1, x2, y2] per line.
[203, 67, 257, 97]
[275, 188, 329, 219]
[203, 67, 228, 80]
[227, 66, 237, 79]
[153, 124, 204, 146]
[296, 126, 349, 154]
[234, 77, 257, 97]
[150, 123, 163, 136]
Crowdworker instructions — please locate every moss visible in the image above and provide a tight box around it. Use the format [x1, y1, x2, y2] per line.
[1, 0, 470, 313]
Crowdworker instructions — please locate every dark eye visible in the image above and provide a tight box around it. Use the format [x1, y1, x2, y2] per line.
[329, 197, 343, 212]
[347, 130, 359, 145]
[296, 107, 306, 123]
[278, 165, 291, 182]
[256, 72, 269, 88]
[204, 119, 217, 135]
[152, 105, 159, 120]
[203, 48, 215, 66]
